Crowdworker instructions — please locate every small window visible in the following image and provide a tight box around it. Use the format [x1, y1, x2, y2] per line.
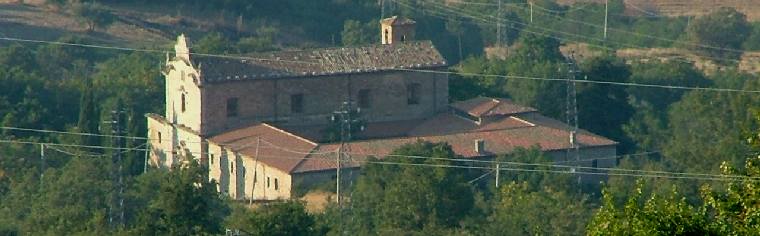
[592, 159, 599, 168]
[230, 161, 234, 174]
[209, 154, 214, 165]
[157, 131, 162, 144]
[291, 94, 304, 113]
[267, 177, 271, 188]
[358, 89, 371, 109]
[180, 94, 186, 112]
[407, 83, 421, 105]
[384, 29, 389, 43]
[226, 98, 239, 117]
[274, 178, 279, 190]
[401, 35, 406, 42]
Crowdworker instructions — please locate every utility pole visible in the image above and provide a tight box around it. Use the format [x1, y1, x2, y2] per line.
[107, 109, 126, 229]
[529, 1, 533, 23]
[40, 143, 45, 189]
[336, 146, 341, 205]
[564, 54, 581, 188]
[604, 0, 608, 40]
[143, 140, 149, 174]
[381, 0, 385, 18]
[495, 163, 500, 188]
[497, 0, 502, 47]
[331, 100, 363, 205]
[250, 137, 260, 205]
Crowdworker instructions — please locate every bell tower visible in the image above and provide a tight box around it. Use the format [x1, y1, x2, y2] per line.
[380, 16, 416, 45]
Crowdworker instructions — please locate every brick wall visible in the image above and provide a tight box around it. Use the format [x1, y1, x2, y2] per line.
[199, 70, 449, 135]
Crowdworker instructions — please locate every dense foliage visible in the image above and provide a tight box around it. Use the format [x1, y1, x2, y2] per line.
[3, 0, 760, 234]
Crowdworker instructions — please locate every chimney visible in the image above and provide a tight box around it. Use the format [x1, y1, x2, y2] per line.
[380, 16, 416, 45]
[475, 139, 485, 155]
[569, 131, 577, 147]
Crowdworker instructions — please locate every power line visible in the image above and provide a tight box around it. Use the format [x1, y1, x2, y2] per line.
[1, 126, 148, 140]
[346, 151, 760, 181]
[0, 27, 753, 93]
[514, 0, 746, 54]
[407, 0, 744, 63]
[396, 68, 760, 93]
[5, 137, 760, 182]
[257, 139, 760, 181]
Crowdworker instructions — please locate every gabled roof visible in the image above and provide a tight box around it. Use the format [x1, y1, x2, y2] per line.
[193, 41, 446, 83]
[380, 16, 416, 26]
[208, 123, 318, 173]
[451, 97, 538, 118]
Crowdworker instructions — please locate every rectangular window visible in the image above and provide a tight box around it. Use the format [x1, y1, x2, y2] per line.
[181, 94, 186, 112]
[157, 131, 162, 144]
[267, 177, 271, 188]
[230, 161, 234, 174]
[226, 98, 239, 117]
[358, 89, 371, 109]
[407, 83, 421, 105]
[209, 154, 214, 165]
[291, 94, 304, 113]
[274, 178, 279, 190]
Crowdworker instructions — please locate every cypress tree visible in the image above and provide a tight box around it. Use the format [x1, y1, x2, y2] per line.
[77, 81, 100, 147]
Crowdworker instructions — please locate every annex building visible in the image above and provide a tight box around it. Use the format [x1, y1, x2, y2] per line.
[146, 16, 617, 201]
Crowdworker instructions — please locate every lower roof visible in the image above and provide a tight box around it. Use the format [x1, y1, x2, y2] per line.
[207, 98, 617, 174]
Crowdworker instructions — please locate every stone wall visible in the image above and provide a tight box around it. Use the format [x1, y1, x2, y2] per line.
[146, 115, 206, 169]
[208, 141, 293, 200]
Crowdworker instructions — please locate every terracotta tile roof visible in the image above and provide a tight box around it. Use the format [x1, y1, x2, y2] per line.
[209, 123, 318, 173]
[380, 16, 416, 26]
[278, 119, 425, 142]
[211, 98, 616, 174]
[451, 97, 537, 117]
[193, 41, 446, 83]
[407, 113, 533, 136]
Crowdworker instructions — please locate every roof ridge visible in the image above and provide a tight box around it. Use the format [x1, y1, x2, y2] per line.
[291, 144, 339, 173]
[480, 98, 501, 116]
[261, 123, 319, 146]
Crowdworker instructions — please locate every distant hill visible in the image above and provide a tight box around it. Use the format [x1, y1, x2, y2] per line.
[0, 1, 311, 49]
[557, 0, 760, 21]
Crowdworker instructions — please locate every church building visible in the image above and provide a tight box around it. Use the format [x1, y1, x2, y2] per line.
[146, 16, 617, 201]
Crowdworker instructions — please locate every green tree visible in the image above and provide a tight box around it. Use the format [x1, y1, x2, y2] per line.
[68, 1, 115, 32]
[661, 71, 760, 173]
[685, 7, 750, 60]
[77, 81, 100, 147]
[341, 19, 375, 46]
[130, 161, 228, 235]
[623, 61, 709, 151]
[194, 32, 234, 54]
[455, 34, 566, 118]
[587, 184, 715, 236]
[485, 182, 591, 235]
[743, 22, 760, 51]
[347, 141, 474, 234]
[577, 55, 634, 151]
[0, 157, 112, 235]
[226, 201, 320, 236]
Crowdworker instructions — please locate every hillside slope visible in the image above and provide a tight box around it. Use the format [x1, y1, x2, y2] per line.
[557, 0, 760, 21]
